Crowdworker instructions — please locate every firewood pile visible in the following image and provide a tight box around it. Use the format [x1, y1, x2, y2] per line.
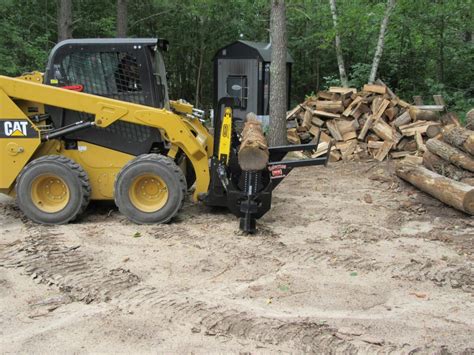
[286, 80, 459, 162]
[395, 123, 474, 215]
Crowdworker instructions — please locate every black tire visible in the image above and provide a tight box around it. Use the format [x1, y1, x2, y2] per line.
[114, 154, 186, 224]
[16, 155, 91, 224]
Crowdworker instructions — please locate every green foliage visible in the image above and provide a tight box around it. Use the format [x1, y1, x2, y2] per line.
[0, 0, 472, 115]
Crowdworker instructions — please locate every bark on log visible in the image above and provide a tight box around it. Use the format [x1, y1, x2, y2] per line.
[409, 108, 439, 121]
[426, 139, 474, 172]
[392, 111, 411, 127]
[466, 109, 474, 130]
[426, 124, 442, 138]
[238, 113, 269, 171]
[423, 150, 473, 181]
[396, 161, 474, 215]
[442, 126, 474, 156]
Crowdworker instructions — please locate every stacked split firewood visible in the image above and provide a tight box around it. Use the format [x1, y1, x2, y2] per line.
[286, 81, 459, 162]
[395, 123, 474, 215]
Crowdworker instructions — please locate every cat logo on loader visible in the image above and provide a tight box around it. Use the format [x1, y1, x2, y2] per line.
[4, 121, 28, 137]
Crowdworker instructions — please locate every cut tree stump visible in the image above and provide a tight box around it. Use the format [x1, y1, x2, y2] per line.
[442, 126, 474, 156]
[238, 113, 269, 171]
[395, 161, 474, 215]
[426, 139, 474, 172]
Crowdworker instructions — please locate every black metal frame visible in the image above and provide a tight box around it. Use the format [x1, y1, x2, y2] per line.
[204, 103, 331, 233]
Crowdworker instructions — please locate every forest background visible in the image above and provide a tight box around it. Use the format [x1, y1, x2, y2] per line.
[0, 0, 472, 118]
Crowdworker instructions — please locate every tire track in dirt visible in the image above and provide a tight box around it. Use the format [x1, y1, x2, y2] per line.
[0, 224, 449, 354]
[0, 225, 140, 303]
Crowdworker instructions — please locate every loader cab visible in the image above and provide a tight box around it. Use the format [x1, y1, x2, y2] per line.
[43, 38, 170, 156]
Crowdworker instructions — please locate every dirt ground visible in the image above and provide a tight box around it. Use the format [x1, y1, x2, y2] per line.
[0, 160, 473, 354]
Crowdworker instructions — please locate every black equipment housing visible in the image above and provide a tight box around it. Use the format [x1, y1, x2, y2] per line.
[213, 40, 293, 126]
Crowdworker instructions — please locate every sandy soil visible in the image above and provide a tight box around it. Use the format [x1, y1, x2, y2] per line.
[0, 160, 473, 354]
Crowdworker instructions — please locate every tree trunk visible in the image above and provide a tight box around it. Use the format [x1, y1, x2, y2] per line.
[368, 0, 396, 84]
[116, 0, 128, 37]
[268, 0, 288, 146]
[329, 0, 348, 87]
[195, 47, 204, 108]
[239, 113, 269, 171]
[396, 161, 474, 215]
[57, 0, 73, 42]
[426, 138, 474, 172]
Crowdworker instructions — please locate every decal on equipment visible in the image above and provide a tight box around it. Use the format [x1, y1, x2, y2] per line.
[0, 120, 39, 138]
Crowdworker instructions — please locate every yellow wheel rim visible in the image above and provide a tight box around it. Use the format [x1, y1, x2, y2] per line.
[31, 174, 70, 213]
[129, 174, 169, 213]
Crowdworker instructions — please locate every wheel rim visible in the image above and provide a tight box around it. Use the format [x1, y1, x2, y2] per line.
[129, 174, 169, 213]
[30, 174, 70, 213]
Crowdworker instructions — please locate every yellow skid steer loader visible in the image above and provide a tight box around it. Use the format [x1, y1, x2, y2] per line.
[0, 38, 329, 233]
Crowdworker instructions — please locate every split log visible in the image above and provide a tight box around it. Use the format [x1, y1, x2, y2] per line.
[426, 139, 474, 172]
[375, 140, 394, 161]
[335, 119, 359, 135]
[311, 116, 324, 127]
[358, 114, 374, 140]
[375, 79, 396, 99]
[326, 120, 343, 141]
[399, 120, 439, 137]
[287, 105, 303, 120]
[395, 161, 474, 215]
[372, 118, 401, 144]
[317, 91, 334, 100]
[442, 126, 474, 156]
[311, 109, 340, 119]
[367, 141, 384, 149]
[415, 131, 426, 152]
[315, 100, 344, 113]
[336, 139, 358, 160]
[329, 87, 357, 94]
[363, 84, 387, 94]
[373, 99, 390, 119]
[384, 106, 399, 121]
[302, 110, 313, 130]
[423, 150, 473, 181]
[309, 125, 320, 138]
[392, 111, 411, 127]
[238, 113, 269, 171]
[311, 141, 334, 158]
[342, 96, 362, 117]
[287, 128, 300, 145]
[409, 108, 439, 121]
